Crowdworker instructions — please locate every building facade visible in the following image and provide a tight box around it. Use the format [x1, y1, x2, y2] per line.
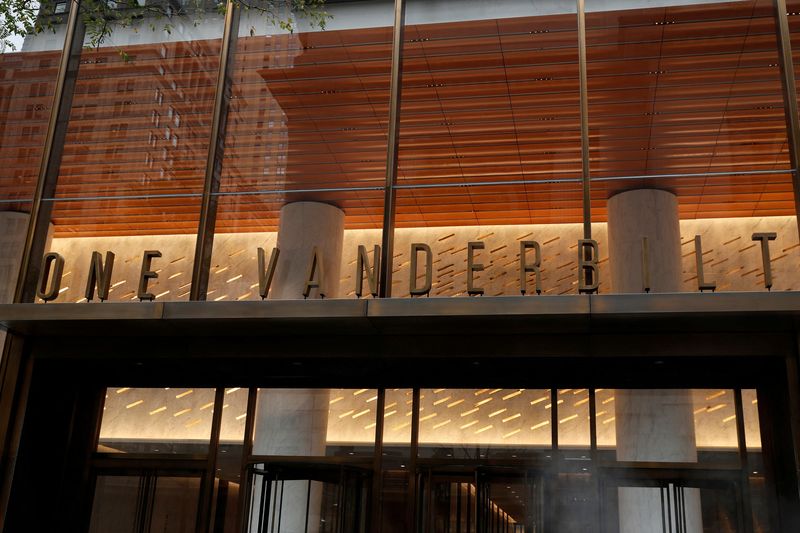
[1, 0, 800, 531]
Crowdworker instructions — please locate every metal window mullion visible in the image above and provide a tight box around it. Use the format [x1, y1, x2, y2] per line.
[14, 0, 86, 303]
[236, 387, 258, 533]
[378, 0, 407, 298]
[773, 0, 800, 237]
[190, 0, 240, 301]
[577, 0, 592, 240]
[370, 389, 386, 530]
[197, 387, 225, 533]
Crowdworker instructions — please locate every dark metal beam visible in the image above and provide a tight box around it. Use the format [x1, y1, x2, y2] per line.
[190, 0, 241, 301]
[378, 0, 406, 298]
[577, 0, 592, 240]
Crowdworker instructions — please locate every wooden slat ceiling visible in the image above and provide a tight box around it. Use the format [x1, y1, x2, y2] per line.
[0, 0, 796, 237]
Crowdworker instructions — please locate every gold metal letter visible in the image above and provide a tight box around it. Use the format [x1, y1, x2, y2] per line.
[257, 247, 280, 300]
[467, 241, 485, 296]
[36, 252, 64, 302]
[410, 243, 433, 296]
[85, 251, 115, 302]
[303, 246, 325, 299]
[519, 241, 541, 295]
[138, 250, 162, 301]
[356, 244, 380, 298]
[578, 239, 599, 294]
[752, 232, 777, 290]
[694, 235, 715, 292]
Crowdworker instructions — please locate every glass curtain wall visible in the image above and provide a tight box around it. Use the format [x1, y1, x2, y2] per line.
[393, 0, 588, 298]
[0, 5, 68, 321]
[35, 4, 226, 303]
[587, 0, 800, 293]
[89, 386, 772, 532]
[10, 0, 800, 304]
[205, 0, 394, 302]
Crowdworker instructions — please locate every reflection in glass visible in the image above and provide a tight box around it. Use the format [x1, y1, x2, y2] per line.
[254, 388, 377, 457]
[207, 3, 393, 298]
[89, 475, 200, 533]
[417, 389, 552, 459]
[98, 387, 219, 454]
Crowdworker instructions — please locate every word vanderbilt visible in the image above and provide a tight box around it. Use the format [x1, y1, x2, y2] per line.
[35, 233, 779, 302]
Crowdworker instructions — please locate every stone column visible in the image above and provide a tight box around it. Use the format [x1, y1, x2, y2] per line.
[607, 190, 702, 533]
[251, 202, 344, 533]
[271, 201, 345, 300]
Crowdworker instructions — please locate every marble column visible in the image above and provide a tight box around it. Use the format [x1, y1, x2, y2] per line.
[271, 201, 345, 300]
[251, 202, 344, 533]
[608, 190, 702, 533]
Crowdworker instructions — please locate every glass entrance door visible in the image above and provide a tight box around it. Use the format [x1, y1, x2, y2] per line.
[418, 467, 544, 533]
[246, 462, 371, 533]
[598, 466, 749, 533]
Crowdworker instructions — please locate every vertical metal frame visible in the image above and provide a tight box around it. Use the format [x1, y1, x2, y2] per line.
[190, 0, 241, 301]
[576, 0, 592, 239]
[408, 388, 421, 532]
[774, 0, 800, 237]
[13, 0, 85, 303]
[370, 388, 386, 528]
[378, 0, 407, 298]
[235, 387, 258, 533]
[197, 387, 225, 532]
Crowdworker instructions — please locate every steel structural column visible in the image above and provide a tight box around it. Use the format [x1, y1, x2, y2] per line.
[378, 0, 407, 298]
[190, 0, 241, 301]
[774, 0, 800, 499]
[13, 0, 85, 303]
[577, 0, 592, 239]
[774, 0, 800, 238]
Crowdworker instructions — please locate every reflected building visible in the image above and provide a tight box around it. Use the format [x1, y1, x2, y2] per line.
[1, 0, 800, 532]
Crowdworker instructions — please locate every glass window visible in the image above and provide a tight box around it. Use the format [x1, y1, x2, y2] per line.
[596, 389, 739, 463]
[417, 388, 552, 459]
[37, 8, 226, 303]
[206, 1, 393, 301]
[587, 0, 800, 293]
[0, 5, 69, 307]
[393, 1, 588, 298]
[89, 475, 201, 533]
[253, 388, 378, 457]
[98, 387, 219, 454]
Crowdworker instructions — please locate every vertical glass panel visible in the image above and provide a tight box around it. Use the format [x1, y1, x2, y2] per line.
[39, 7, 225, 302]
[394, 1, 586, 298]
[0, 5, 67, 211]
[379, 389, 413, 533]
[596, 389, 739, 463]
[151, 477, 201, 533]
[417, 388, 551, 459]
[207, 1, 393, 300]
[743, 388, 762, 450]
[0, 5, 68, 308]
[98, 387, 216, 454]
[89, 475, 200, 533]
[88, 476, 139, 533]
[587, 0, 800, 294]
[253, 388, 377, 457]
[212, 387, 249, 532]
[557, 388, 590, 449]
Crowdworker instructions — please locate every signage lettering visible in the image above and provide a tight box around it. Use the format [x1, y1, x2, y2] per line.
[36, 232, 788, 302]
